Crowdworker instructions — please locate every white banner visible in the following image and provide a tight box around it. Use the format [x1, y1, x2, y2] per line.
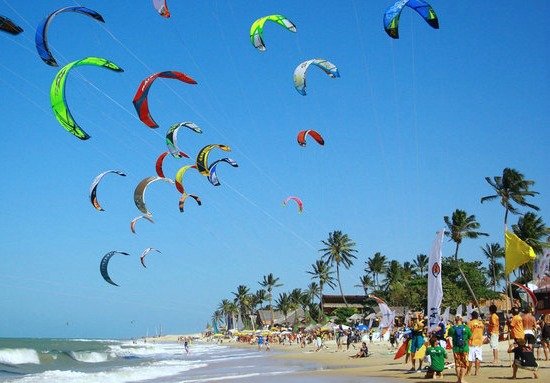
[534, 249, 550, 288]
[427, 230, 445, 331]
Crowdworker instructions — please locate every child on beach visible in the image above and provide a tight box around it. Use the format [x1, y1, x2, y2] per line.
[425, 336, 446, 379]
[508, 338, 538, 379]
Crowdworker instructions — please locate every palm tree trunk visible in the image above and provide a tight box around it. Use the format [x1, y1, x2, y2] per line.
[336, 264, 348, 307]
[269, 295, 274, 327]
[454, 243, 480, 308]
[319, 283, 324, 322]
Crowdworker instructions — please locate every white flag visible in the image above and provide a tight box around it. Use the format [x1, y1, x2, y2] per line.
[427, 230, 445, 331]
[456, 305, 463, 318]
[466, 303, 473, 321]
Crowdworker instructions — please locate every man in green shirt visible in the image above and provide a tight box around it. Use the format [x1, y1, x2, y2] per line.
[425, 336, 447, 379]
[447, 315, 472, 383]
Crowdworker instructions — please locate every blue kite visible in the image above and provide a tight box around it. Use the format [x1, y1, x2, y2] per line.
[383, 0, 439, 39]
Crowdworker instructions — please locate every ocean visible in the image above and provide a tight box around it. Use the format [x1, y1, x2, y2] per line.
[0, 338, 392, 383]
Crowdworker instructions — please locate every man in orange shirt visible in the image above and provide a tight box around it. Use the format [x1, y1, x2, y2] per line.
[487, 304, 500, 364]
[467, 311, 485, 376]
[509, 307, 525, 341]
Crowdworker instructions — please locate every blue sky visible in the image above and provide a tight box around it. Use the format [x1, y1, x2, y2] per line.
[0, 0, 548, 339]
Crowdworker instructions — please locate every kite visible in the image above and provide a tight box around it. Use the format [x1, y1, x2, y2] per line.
[36, 7, 105, 66]
[133, 71, 197, 128]
[130, 214, 154, 234]
[283, 196, 303, 213]
[166, 122, 202, 158]
[134, 176, 175, 216]
[152, 0, 170, 18]
[179, 193, 202, 213]
[156, 151, 189, 178]
[140, 247, 161, 268]
[250, 14, 296, 51]
[174, 164, 198, 194]
[207, 158, 238, 186]
[196, 144, 231, 176]
[89, 170, 126, 211]
[297, 130, 324, 146]
[293, 59, 340, 96]
[0, 15, 23, 35]
[50, 57, 123, 140]
[383, 0, 439, 39]
[100, 251, 130, 286]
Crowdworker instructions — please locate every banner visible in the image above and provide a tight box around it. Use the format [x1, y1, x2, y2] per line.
[534, 249, 550, 288]
[427, 230, 445, 331]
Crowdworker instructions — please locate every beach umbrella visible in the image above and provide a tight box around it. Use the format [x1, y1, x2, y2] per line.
[356, 324, 368, 331]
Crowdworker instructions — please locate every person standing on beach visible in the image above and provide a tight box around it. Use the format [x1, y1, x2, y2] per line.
[447, 315, 472, 383]
[487, 304, 500, 364]
[257, 335, 264, 351]
[409, 315, 425, 372]
[508, 307, 525, 342]
[466, 311, 484, 376]
[540, 314, 550, 361]
[522, 307, 536, 347]
[184, 338, 190, 355]
[265, 335, 270, 351]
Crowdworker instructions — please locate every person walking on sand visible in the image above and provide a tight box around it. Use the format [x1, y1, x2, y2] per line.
[466, 311, 484, 376]
[522, 307, 537, 347]
[257, 335, 264, 351]
[447, 315, 472, 383]
[508, 338, 538, 379]
[265, 335, 270, 351]
[487, 304, 500, 364]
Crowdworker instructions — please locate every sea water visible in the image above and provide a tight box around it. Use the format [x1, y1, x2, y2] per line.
[0, 338, 392, 383]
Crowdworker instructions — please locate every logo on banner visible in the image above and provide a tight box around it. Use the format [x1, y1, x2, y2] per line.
[432, 262, 441, 278]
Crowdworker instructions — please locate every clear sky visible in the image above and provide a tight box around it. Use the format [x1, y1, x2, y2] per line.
[0, 0, 548, 339]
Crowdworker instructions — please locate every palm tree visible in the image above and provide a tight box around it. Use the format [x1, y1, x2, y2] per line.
[259, 273, 283, 326]
[319, 231, 358, 307]
[305, 282, 321, 304]
[481, 168, 539, 225]
[481, 243, 505, 292]
[413, 254, 429, 277]
[253, 289, 268, 311]
[307, 260, 336, 321]
[355, 274, 374, 295]
[365, 252, 388, 289]
[383, 260, 403, 290]
[275, 292, 292, 325]
[232, 285, 251, 328]
[402, 261, 417, 279]
[289, 288, 303, 326]
[211, 310, 223, 332]
[444, 209, 489, 307]
[512, 212, 549, 280]
[217, 299, 238, 330]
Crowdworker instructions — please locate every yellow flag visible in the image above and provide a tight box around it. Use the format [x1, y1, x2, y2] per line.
[505, 231, 536, 275]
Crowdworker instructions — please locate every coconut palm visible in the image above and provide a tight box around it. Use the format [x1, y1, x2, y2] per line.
[481, 168, 539, 225]
[413, 254, 429, 277]
[253, 289, 269, 311]
[383, 260, 403, 290]
[307, 260, 336, 321]
[275, 292, 292, 325]
[232, 285, 251, 328]
[444, 209, 489, 307]
[512, 212, 549, 280]
[355, 274, 374, 295]
[402, 261, 417, 279]
[481, 243, 505, 292]
[217, 299, 238, 330]
[365, 252, 388, 289]
[259, 273, 283, 326]
[319, 231, 358, 307]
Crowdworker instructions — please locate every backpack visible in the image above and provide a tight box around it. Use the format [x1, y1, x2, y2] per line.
[454, 325, 465, 348]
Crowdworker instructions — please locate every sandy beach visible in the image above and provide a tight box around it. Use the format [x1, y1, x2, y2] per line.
[210, 337, 549, 383]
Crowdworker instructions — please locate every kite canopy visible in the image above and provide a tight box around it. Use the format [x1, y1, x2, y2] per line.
[35, 7, 105, 66]
[196, 144, 231, 176]
[207, 158, 238, 186]
[89, 170, 126, 211]
[293, 59, 340, 96]
[100, 251, 130, 286]
[179, 193, 202, 213]
[166, 122, 202, 158]
[156, 151, 189, 178]
[283, 196, 303, 213]
[250, 14, 296, 51]
[50, 57, 123, 140]
[140, 247, 161, 268]
[383, 0, 439, 39]
[134, 176, 175, 216]
[130, 214, 154, 234]
[174, 164, 198, 194]
[0, 15, 23, 35]
[297, 130, 324, 146]
[152, 0, 170, 18]
[133, 71, 197, 128]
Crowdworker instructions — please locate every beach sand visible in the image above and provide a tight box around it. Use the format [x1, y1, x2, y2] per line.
[146, 335, 548, 382]
[225, 338, 549, 383]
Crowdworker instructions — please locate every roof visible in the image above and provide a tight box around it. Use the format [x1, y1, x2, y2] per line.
[256, 308, 305, 325]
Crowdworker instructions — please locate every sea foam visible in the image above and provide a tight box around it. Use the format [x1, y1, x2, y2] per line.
[0, 348, 40, 365]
